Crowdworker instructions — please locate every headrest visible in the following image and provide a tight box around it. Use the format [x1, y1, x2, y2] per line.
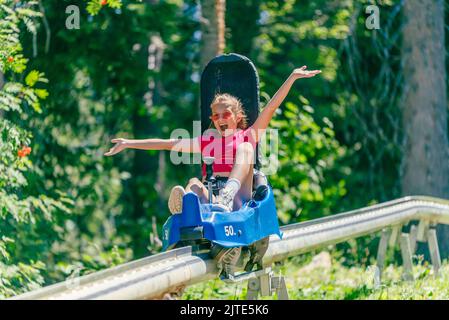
[200, 53, 260, 134]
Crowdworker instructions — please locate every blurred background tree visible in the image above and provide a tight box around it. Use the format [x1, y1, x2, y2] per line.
[400, 0, 449, 254]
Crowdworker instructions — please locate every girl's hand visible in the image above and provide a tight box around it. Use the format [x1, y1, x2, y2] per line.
[104, 138, 128, 156]
[291, 65, 321, 79]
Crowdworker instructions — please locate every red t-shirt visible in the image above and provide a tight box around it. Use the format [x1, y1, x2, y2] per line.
[197, 128, 257, 177]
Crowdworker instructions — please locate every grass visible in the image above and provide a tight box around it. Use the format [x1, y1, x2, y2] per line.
[182, 252, 449, 300]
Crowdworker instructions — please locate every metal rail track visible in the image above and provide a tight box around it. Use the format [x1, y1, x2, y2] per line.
[12, 196, 449, 300]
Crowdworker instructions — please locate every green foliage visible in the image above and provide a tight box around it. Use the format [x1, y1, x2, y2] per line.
[242, 0, 406, 258]
[269, 100, 348, 223]
[0, 261, 45, 299]
[0, 2, 47, 114]
[87, 0, 122, 16]
[333, 0, 404, 209]
[232, 0, 354, 224]
[0, 0, 202, 297]
[0, 0, 70, 297]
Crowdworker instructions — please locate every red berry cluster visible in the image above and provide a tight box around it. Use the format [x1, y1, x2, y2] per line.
[7, 56, 14, 63]
[101, 0, 108, 6]
[18, 146, 32, 158]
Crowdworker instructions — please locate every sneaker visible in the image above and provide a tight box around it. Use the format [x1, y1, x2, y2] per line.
[168, 185, 186, 214]
[217, 188, 235, 212]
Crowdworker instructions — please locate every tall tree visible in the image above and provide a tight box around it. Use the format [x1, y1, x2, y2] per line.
[401, 0, 449, 253]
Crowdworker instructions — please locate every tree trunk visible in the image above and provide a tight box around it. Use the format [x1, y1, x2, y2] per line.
[130, 34, 165, 256]
[401, 0, 449, 255]
[199, 0, 225, 70]
[216, 0, 225, 55]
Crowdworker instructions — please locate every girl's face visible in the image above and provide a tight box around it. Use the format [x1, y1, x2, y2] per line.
[210, 103, 242, 136]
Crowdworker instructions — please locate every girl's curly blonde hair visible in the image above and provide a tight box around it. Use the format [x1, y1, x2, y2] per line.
[210, 93, 248, 129]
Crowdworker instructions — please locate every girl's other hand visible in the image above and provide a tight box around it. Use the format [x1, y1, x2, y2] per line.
[291, 65, 321, 79]
[104, 138, 128, 156]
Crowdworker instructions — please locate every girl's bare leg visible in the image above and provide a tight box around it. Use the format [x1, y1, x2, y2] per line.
[225, 142, 255, 210]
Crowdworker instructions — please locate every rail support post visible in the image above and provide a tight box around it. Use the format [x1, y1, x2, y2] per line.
[245, 268, 289, 300]
[409, 225, 418, 254]
[389, 225, 401, 248]
[247, 278, 260, 300]
[409, 221, 440, 278]
[400, 233, 414, 281]
[376, 228, 391, 280]
[427, 227, 441, 277]
[271, 275, 289, 300]
[259, 272, 271, 296]
[416, 220, 429, 242]
[376, 225, 402, 281]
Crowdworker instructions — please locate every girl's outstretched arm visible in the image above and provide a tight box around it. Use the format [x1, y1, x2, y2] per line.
[104, 137, 200, 156]
[250, 66, 321, 142]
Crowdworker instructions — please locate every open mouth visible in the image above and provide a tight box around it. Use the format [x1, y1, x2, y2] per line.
[219, 124, 228, 132]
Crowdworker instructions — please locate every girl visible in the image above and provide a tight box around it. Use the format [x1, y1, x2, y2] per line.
[105, 66, 321, 214]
